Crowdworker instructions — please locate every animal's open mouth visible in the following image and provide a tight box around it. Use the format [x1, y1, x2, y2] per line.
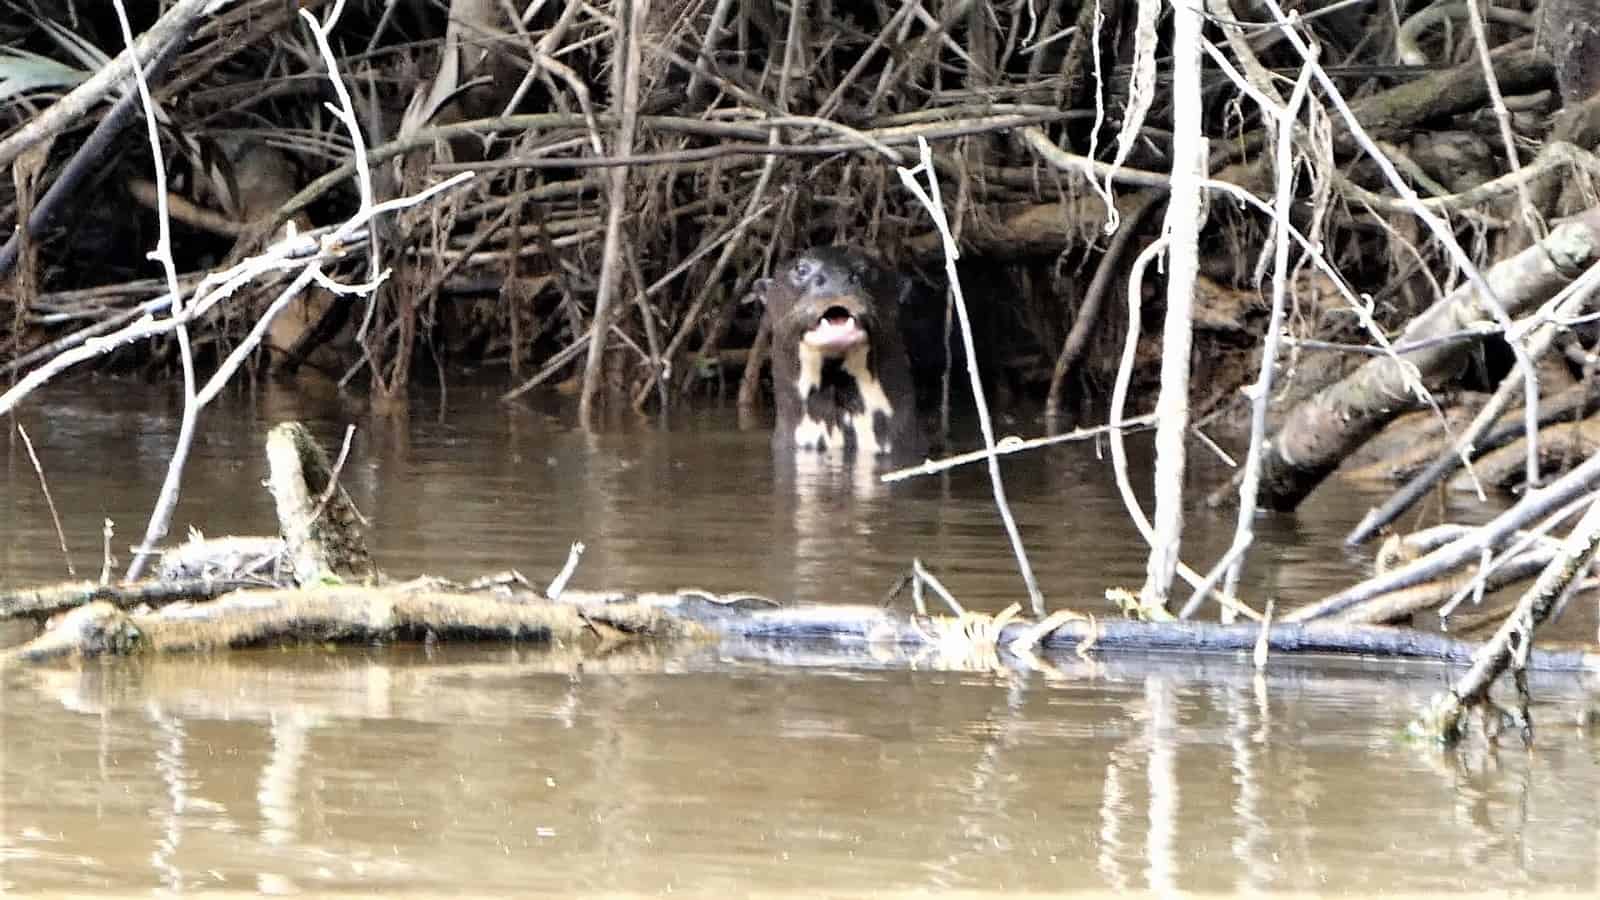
[802, 305, 867, 353]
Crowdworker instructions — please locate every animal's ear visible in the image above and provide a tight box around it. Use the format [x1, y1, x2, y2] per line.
[746, 277, 773, 305]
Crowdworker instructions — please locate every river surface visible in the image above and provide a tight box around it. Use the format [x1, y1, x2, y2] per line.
[2, 379, 1598, 896]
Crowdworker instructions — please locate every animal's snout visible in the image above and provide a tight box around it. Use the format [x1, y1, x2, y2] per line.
[797, 295, 871, 354]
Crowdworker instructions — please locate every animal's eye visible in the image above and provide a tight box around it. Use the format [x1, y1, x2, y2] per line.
[792, 260, 816, 285]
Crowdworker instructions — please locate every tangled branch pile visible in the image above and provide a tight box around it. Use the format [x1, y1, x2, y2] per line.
[1, 0, 1598, 426]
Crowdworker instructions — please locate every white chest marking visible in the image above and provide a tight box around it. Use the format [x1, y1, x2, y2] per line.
[792, 344, 897, 456]
[795, 343, 825, 399]
[843, 346, 894, 456]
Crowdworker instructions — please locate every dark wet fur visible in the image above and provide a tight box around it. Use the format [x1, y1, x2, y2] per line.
[757, 247, 926, 460]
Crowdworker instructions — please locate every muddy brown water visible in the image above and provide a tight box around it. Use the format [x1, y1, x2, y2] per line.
[3, 379, 1599, 895]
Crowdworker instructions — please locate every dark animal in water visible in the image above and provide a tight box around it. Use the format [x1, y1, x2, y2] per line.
[756, 247, 927, 460]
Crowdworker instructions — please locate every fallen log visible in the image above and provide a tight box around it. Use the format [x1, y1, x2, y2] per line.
[6, 583, 1598, 674]
[1332, 544, 1556, 626]
[1222, 206, 1600, 513]
[2, 587, 719, 664]
[1343, 380, 1600, 489]
[1350, 358, 1600, 544]
[8, 419, 1600, 692]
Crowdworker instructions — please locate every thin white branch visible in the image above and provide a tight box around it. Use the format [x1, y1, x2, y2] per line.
[881, 414, 1157, 483]
[913, 558, 965, 616]
[1142, 0, 1203, 611]
[115, 0, 198, 581]
[898, 137, 1045, 617]
[1109, 237, 1261, 623]
[547, 541, 586, 599]
[299, 6, 383, 299]
[92, 8, 467, 578]
[1187, 47, 1316, 621]
[194, 266, 323, 408]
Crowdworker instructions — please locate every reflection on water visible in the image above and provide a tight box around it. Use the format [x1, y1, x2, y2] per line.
[5, 650, 1599, 895]
[2, 379, 1598, 894]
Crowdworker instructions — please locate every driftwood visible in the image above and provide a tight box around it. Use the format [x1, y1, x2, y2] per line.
[1332, 544, 1557, 627]
[1452, 419, 1600, 492]
[3, 406, 1594, 675]
[1, 587, 712, 664]
[1, 412, 1600, 753]
[1342, 382, 1600, 488]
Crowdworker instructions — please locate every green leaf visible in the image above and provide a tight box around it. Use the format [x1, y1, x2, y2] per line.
[0, 46, 90, 102]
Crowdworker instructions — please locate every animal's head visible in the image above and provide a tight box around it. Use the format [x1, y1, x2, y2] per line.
[755, 247, 911, 358]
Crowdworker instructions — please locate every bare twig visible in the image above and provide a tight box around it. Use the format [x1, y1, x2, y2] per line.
[102, 6, 470, 579]
[881, 414, 1158, 483]
[99, 519, 115, 585]
[578, 0, 649, 426]
[1108, 237, 1261, 624]
[17, 424, 74, 577]
[1347, 262, 1600, 546]
[306, 425, 362, 529]
[899, 137, 1044, 617]
[912, 559, 965, 616]
[1288, 448, 1600, 623]
[1184, 48, 1316, 620]
[1420, 490, 1600, 745]
[1266, 0, 1544, 491]
[1044, 192, 1161, 418]
[115, 0, 199, 581]
[1463, 0, 1542, 241]
[0, 28, 194, 278]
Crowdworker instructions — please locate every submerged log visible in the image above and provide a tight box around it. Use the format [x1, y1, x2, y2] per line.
[7, 418, 1600, 690]
[1333, 544, 1556, 626]
[6, 583, 1599, 674]
[1342, 382, 1600, 486]
[1, 586, 717, 664]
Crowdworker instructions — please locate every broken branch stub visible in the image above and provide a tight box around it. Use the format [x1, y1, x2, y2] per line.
[264, 422, 376, 586]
